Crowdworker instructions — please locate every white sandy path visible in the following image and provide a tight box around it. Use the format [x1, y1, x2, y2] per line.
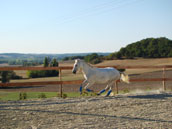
[0, 92, 172, 129]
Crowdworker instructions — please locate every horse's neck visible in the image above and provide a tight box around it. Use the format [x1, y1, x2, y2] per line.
[81, 62, 94, 76]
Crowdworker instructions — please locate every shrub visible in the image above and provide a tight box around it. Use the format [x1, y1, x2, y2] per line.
[38, 93, 47, 99]
[123, 88, 129, 93]
[27, 57, 59, 78]
[57, 93, 68, 99]
[27, 70, 59, 78]
[0, 71, 10, 83]
[62, 93, 67, 99]
[0, 71, 22, 83]
[19, 92, 27, 100]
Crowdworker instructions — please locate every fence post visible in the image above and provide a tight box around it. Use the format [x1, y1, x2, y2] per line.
[115, 81, 118, 94]
[59, 69, 63, 97]
[162, 67, 166, 91]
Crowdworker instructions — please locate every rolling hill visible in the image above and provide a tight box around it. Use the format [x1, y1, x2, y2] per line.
[108, 37, 172, 59]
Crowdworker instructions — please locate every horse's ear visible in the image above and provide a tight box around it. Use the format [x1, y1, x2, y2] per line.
[75, 59, 79, 62]
[76, 59, 81, 62]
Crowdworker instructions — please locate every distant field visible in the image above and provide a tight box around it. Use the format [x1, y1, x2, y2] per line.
[96, 58, 172, 74]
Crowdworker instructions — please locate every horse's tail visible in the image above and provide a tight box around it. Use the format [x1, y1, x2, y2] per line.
[120, 72, 130, 84]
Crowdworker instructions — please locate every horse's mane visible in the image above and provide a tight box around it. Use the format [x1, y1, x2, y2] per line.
[79, 60, 95, 68]
[86, 62, 94, 68]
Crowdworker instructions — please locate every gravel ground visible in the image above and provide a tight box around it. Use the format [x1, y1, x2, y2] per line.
[0, 92, 172, 129]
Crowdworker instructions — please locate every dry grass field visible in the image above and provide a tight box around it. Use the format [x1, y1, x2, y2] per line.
[96, 58, 172, 74]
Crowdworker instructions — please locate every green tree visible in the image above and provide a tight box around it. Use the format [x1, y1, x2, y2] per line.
[0, 71, 10, 83]
[51, 58, 59, 67]
[27, 57, 59, 78]
[109, 37, 172, 59]
[50, 58, 59, 76]
[44, 57, 51, 67]
[0, 71, 22, 83]
[168, 50, 172, 57]
[84, 53, 103, 64]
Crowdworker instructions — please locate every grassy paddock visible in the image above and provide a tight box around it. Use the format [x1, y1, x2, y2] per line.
[0, 92, 82, 101]
[0, 91, 102, 101]
[1, 89, 171, 101]
[0, 90, 129, 101]
[0, 92, 55, 101]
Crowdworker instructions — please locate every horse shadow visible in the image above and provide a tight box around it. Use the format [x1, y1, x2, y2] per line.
[127, 93, 172, 99]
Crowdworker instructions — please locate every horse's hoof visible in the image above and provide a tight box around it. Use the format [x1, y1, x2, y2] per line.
[97, 93, 100, 96]
[86, 89, 93, 92]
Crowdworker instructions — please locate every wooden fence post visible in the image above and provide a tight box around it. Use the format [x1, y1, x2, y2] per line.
[162, 67, 166, 91]
[115, 81, 118, 94]
[59, 69, 63, 97]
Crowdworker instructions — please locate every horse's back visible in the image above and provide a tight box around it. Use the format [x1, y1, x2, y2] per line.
[98, 67, 119, 73]
[92, 67, 120, 83]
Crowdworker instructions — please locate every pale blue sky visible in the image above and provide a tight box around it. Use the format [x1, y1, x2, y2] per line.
[0, 0, 172, 54]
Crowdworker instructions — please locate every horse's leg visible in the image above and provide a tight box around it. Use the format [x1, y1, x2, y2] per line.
[105, 81, 114, 97]
[80, 80, 88, 94]
[84, 82, 94, 92]
[106, 87, 112, 97]
[97, 85, 110, 96]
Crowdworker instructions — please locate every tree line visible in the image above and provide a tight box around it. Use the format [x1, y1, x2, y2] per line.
[0, 57, 59, 83]
[63, 53, 104, 64]
[27, 57, 59, 78]
[63, 37, 172, 63]
[107, 37, 172, 59]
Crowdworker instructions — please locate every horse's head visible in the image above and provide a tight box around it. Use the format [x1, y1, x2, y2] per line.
[72, 59, 81, 74]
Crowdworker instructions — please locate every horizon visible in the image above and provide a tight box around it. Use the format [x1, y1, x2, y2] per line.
[0, 51, 112, 55]
[0, 0, 172, 54]
[1, 36, 171, 55]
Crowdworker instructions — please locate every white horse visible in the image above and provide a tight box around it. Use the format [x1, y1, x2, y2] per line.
[72, 59, 129, 96]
